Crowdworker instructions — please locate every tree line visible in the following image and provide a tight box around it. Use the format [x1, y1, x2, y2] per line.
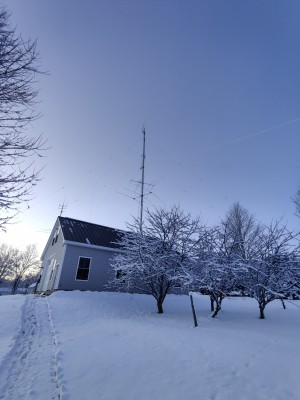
[110, 203, 300, 319]
[0, 244, 39, 294]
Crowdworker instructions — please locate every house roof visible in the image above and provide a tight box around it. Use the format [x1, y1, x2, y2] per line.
[58, 216, 123, 249]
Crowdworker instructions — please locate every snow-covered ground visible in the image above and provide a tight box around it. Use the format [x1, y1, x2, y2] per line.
[0, 292, 299, 400]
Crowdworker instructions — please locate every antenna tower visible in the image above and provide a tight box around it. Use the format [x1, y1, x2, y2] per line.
[139, 126, 146, 232]
[118, 126, 154, 228]
[59, 200, 67, 216]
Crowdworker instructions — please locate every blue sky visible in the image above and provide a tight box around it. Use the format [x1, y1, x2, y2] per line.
[0, 0, 299, 254]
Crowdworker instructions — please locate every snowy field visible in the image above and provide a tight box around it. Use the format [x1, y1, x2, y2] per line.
[0, 292, 299, 400]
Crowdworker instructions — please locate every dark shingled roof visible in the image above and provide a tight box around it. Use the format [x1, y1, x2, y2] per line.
[58, 216, 123, 249]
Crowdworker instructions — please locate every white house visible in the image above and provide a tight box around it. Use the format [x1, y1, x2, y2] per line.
[36, 216, 123, 293]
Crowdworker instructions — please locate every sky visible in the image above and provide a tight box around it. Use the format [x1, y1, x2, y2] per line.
[0, 0, 299, 255]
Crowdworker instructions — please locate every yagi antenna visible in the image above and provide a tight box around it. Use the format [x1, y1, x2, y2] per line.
[59, 199, 68, 216]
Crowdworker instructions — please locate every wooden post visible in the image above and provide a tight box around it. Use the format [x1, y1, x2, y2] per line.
[189, 292, 198, 327]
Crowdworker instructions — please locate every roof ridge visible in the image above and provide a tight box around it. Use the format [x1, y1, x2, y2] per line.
[58, 216, 123, 232]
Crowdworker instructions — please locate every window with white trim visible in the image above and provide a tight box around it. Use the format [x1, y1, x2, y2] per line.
[116, 269, 125, 279]
[52, 227, 60, 245]
[75, 257, 91, 281]
[115, 269, 126, 283]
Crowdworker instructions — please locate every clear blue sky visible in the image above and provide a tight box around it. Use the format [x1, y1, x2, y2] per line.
[0, 0, 299, 254]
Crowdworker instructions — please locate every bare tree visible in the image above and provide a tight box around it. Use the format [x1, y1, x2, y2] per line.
[111, 206, 200, 313]
[18, 270, 39, 291]
[0, 243, 18, 280]
[11, 244, 40, 294]
[0, 9, 45, 229]
[221, 202, 262, 260]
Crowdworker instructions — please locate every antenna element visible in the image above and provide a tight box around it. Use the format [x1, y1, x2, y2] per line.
[59, 200, 67, 216]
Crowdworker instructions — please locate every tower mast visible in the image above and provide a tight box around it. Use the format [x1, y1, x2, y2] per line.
[59, 200, 67, 216]
[140, 126, 146, 232]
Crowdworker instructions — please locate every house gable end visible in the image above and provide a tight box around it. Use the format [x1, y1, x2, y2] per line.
[40, 217, 61, 261]
[38, 216, 126, 293]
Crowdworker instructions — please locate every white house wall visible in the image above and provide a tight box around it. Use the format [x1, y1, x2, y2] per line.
[57, 243, 117, 291]
[37, 219, 66, 292]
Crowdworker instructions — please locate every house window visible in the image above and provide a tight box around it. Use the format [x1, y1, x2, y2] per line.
[115, 269, 126, 283]
[52, 227, 60, 245]
[75, 257, 91, 281]
[116, 269, 125, 279]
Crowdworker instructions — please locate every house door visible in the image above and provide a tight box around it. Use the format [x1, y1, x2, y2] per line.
[41, 258, 55, 291]
[47, 262, 59, 291]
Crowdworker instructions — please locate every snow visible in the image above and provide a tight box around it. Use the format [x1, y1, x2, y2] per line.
[0, 292, 299, 400]
[0, 296, 62, 399]
[0, 294, 26, 364]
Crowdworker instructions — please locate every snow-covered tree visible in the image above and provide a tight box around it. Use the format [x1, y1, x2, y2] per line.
[241, 221, 300, 319]
[185, 204, 300, 320]
[194, 202, 262, 317]
[110, 206, 200, 313]
[186, 227, 244, 317]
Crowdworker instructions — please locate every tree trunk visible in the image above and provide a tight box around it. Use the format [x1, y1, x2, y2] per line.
[210, 297, 215, 312]
[11, 277, 20, 294]
[157, 299, 164, 314]
[259, 304, 265, 319]
[211, 299, 221, 318]
[280, 298, 286, 309]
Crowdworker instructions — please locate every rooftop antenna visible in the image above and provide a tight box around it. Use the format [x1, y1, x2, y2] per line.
[139, 126, 146, 232]
[59, 199, 67, 216]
